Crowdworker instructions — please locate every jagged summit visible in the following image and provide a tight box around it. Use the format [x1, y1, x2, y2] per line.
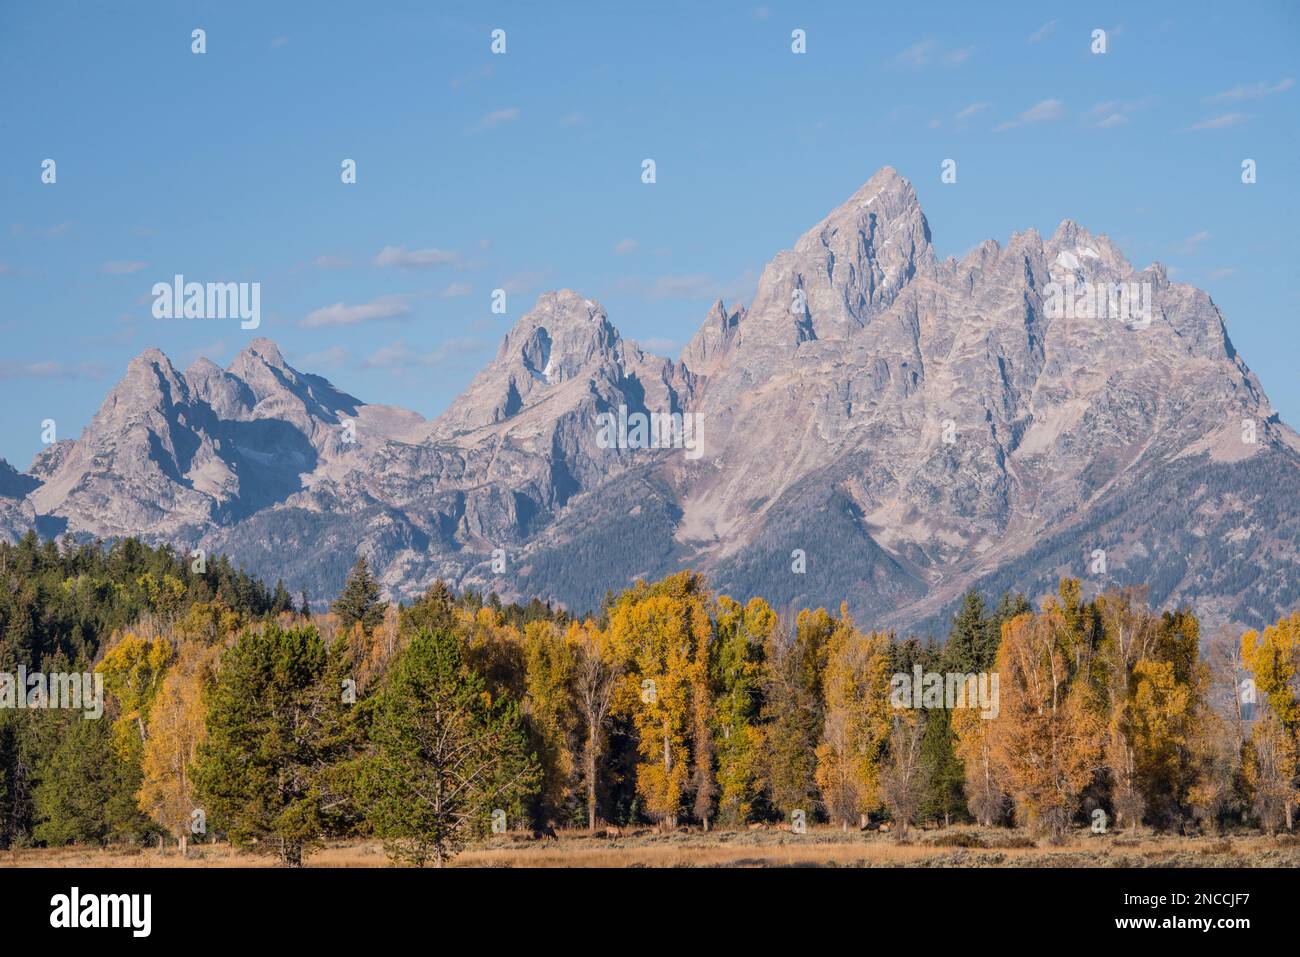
[5, 168, 1298, 635]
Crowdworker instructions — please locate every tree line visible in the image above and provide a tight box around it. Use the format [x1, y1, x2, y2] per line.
[1, 535, 1297, 865]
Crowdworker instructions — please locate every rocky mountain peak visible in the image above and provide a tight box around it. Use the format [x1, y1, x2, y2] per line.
[432, 290, 628, 436]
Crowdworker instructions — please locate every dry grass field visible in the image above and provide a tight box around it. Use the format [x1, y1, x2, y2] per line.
[6, 826, 1300, 868]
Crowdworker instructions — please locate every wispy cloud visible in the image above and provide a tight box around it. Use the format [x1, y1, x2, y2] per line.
[294, 345, 349, 369]
[1029, 19, 1059, 43]
[437, 282, 473, 299]
[891, 38, 972, 69]
[613, 239, 638, 256]
[472, 107, 520, 132]
[501, 271, 548, 294]
[0, 359, 106, 379]
[1171, 231, 1211, 255]
[363, 338, 489, 370]
[1204, 78, 1293, 104]
[1084, 96, 1157, 128]
[301, 294, 410, 328]
[12, 222, 71, 238]
[994, 98, 1064, 132]
[1189, 113, 1250, 131]
[450, 63, 495, 90]
[955, 102, 990, 123]
[181, 341, 228, 366]
[270, 36, 289, 49]
[374, 246, 459, 269]
[637, 336, 679, 356]
[100, 260, 148, 275]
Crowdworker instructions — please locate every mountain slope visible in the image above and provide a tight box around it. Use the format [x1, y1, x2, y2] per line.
[6, 168, 1298, 634]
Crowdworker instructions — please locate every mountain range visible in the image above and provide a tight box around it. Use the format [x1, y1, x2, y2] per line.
[4, 167, 1297, 636]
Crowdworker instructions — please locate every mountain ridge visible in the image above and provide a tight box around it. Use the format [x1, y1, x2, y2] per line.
[6, 167, 1297, 636]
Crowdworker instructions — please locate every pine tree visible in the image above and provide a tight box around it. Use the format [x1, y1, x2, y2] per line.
[270, 579, 293, 616]
[332, 557, 388, 634]
[919, 707, 966, 826]
[356, 628, 539, 866]
[33, 711, 154, 846]
[194, 624, 356, 865]
[764, 607, 832, 820]
[944, 590, 998, 673]
[711, 596, 772, 827]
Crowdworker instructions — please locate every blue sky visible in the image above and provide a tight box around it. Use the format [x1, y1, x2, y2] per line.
[2, 0, 1297, 468]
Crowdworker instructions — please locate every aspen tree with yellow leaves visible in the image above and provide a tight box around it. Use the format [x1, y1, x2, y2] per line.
[608, 573, 712, 829]
[139, 640, 219, 854]
[814, 611, 893, 828]
[1242, 613, 1300, 831]
[989, 605, 1104, 839]
[522, 619, 577, 824]
[96, 632, 173, 766]
[952, 696, 1008, 826]
[568, 619, 622, 831]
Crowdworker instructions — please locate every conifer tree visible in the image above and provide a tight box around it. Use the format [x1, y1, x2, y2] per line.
[356, 628, 538, 865]
[711, 596, 772, 826]
[194, 624, 356, 865]
[332, 557, 388, 634]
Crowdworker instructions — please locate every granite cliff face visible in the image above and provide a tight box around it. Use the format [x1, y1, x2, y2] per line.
[7, 168, 1298, 634]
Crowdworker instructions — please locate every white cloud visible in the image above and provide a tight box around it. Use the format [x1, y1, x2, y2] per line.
[994, 98, 1064, 132]
[1205, 78, 1293, 104]
[892, 38, 971, 69]
[472, 107, 520, 132]
[438, 282, 473, 299]
[955, 102, 989, 122]
[1171, 231, 1211, 255]
[1189, 113, 1250, 131]
[638, 336, 679, 355]
[374, 246, 459, 269]
[101, 260, 149, 275]
[295, 345, 349, 368]
[613, 239, 638, 255]
[301, 294, 410, 328]
[1029, 19, 1059, 43]
[501, 271, 548, 294]
[363, 338, 489, 370]
[0, 359, 106, 378]
[1084, 96, 1157, 128]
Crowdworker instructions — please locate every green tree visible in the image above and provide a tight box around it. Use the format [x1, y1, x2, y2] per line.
[711, 596, 772, 826]
[33, 712, 154, 846]
[194, 624, 356, 866]
[332, 557, 388, 634]
[356, 628, 539, 866]
[763, 608, 832, 819]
